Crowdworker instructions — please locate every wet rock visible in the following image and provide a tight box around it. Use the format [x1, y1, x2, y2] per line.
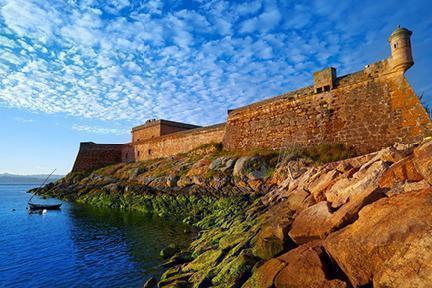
[325, 188, 432, 287]
[244, 258, 286, 288]
[160, 244, 180, 259]
[413, 140, 432, 185]
[211, 251, 257, 287]
[183, 249, 225, 272]
[143, 277, 157, 288]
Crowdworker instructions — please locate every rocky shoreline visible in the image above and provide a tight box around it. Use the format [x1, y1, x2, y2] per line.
[34, 140, 432, 287]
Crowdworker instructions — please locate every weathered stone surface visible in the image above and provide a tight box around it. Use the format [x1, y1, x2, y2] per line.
[183, 249, 224, 272]
[325, 188, 432, 287]
[209, 156, 236, 172]
[326, 160, 388, 208]
[285, 188, 313, 213]
[274, 241, 347, 288]
[413, 141, 432, 185]
[233, 156, 270, 180]
[308, 170, 341, 201]
[244, 258, 286, 288]
[252, 226, 286, 260]
[379, 156, 423, 188]
[289, 201, 332, 244]
[373, 231, 432, 288]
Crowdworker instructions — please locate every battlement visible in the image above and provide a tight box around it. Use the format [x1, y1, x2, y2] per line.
[71, 26, 431, 172]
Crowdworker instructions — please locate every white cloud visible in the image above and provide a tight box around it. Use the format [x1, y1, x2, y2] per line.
[71, 124, 128, 135]
[0, 0, 429, 129]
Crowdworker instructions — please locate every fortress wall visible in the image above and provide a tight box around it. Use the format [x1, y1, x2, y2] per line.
[72, 142, 125, 172]
[132, 124, 160, 143]
[223, 68, 431, 154]
[134, 124, 225, 161]
[121, 144, 135, 163]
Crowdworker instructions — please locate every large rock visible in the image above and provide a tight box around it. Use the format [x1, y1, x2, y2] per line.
[413, 141, 432, 185]
[325, 188, 432, 287]
[379, 156, 423, 189]
[373, 231, 432, 287]
[308, 170, 341, 201]
[243, 258, 286, 288]
[233, 156, 270, 180]
[274, 241, 347, 288]
[288, 201, 333, 244]
[325, 160, 388, 208]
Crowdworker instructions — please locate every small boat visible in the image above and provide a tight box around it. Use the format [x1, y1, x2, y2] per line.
[28, 202, 62, 210]
[27, 169, 62, 212]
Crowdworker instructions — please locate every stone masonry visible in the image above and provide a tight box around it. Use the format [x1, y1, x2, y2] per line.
[71, 27, 431, 172]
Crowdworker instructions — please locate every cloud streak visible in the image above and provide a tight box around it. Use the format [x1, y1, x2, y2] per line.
[0, 0, 430, 129]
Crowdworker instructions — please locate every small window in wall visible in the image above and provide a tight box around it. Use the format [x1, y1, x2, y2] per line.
[316, 87, 323, 93]
[148, 149, 152, 155]
[323, 85, 330, 92]
[394, 43, 397, 48]
[125, 153, 128, 159]
[137, 151, 140, 157]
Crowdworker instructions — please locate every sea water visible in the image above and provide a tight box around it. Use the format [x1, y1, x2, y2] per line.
[0, 184, 193, 288]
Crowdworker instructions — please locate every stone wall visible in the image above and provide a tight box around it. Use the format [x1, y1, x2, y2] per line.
[134, 124, 225, 161]
[72, 142, 127, 172]
[132, 124, 160, 143]
[223, 60, 432, 154]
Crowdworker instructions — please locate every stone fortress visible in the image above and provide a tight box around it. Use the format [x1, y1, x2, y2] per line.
[72, 27, 431, 172]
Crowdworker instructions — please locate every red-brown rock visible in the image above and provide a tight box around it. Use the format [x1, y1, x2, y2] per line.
[379, 156, 423, 188]
[274, 241, 347, 288]
[413, 141, 432, 185]
[325, 188, 432, 287]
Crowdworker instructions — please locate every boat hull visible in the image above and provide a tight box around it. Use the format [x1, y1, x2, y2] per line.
[28, 203, 62, 210]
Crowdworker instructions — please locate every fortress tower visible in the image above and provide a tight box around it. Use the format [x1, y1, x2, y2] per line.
[388, 26, 414, 73]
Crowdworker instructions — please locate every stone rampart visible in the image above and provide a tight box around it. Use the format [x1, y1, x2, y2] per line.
[223, 61, 431, 154]
[72, 142, 127, 172]
[134, 123, 225, 161]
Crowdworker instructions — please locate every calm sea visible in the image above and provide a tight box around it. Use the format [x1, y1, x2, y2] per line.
[0, 184, 193, 288]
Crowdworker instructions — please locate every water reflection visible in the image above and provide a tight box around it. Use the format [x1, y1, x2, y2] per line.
[0, 185, 193, 288]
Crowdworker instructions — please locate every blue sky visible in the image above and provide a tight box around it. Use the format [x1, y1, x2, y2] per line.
[0, 0, 431, 174]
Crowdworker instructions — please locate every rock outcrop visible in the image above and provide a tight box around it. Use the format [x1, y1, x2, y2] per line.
[34, 140, 432, 287]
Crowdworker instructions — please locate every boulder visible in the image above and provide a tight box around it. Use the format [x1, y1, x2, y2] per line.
[288, 201, 333, 244]
[308, 170, 341, 201]
[273, 241, 347, 288]
[379, 156, 423, 189]
[324, 188, 432, 287]
[285, 188, 313, 213]
[373, 231, 432, 287]
[209, 156, 236, 172]
[233, 156, 270, 180]
[244, 258, 286, 288]
[252, 226, 286, 260]
[325, 160, 388, 208]
[183, 249, 224, 272]
[160, 244, 180, 259]
[413, 141, 432, 185]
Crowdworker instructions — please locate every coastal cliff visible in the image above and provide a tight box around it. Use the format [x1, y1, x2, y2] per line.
[35, 140, 432, 287]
